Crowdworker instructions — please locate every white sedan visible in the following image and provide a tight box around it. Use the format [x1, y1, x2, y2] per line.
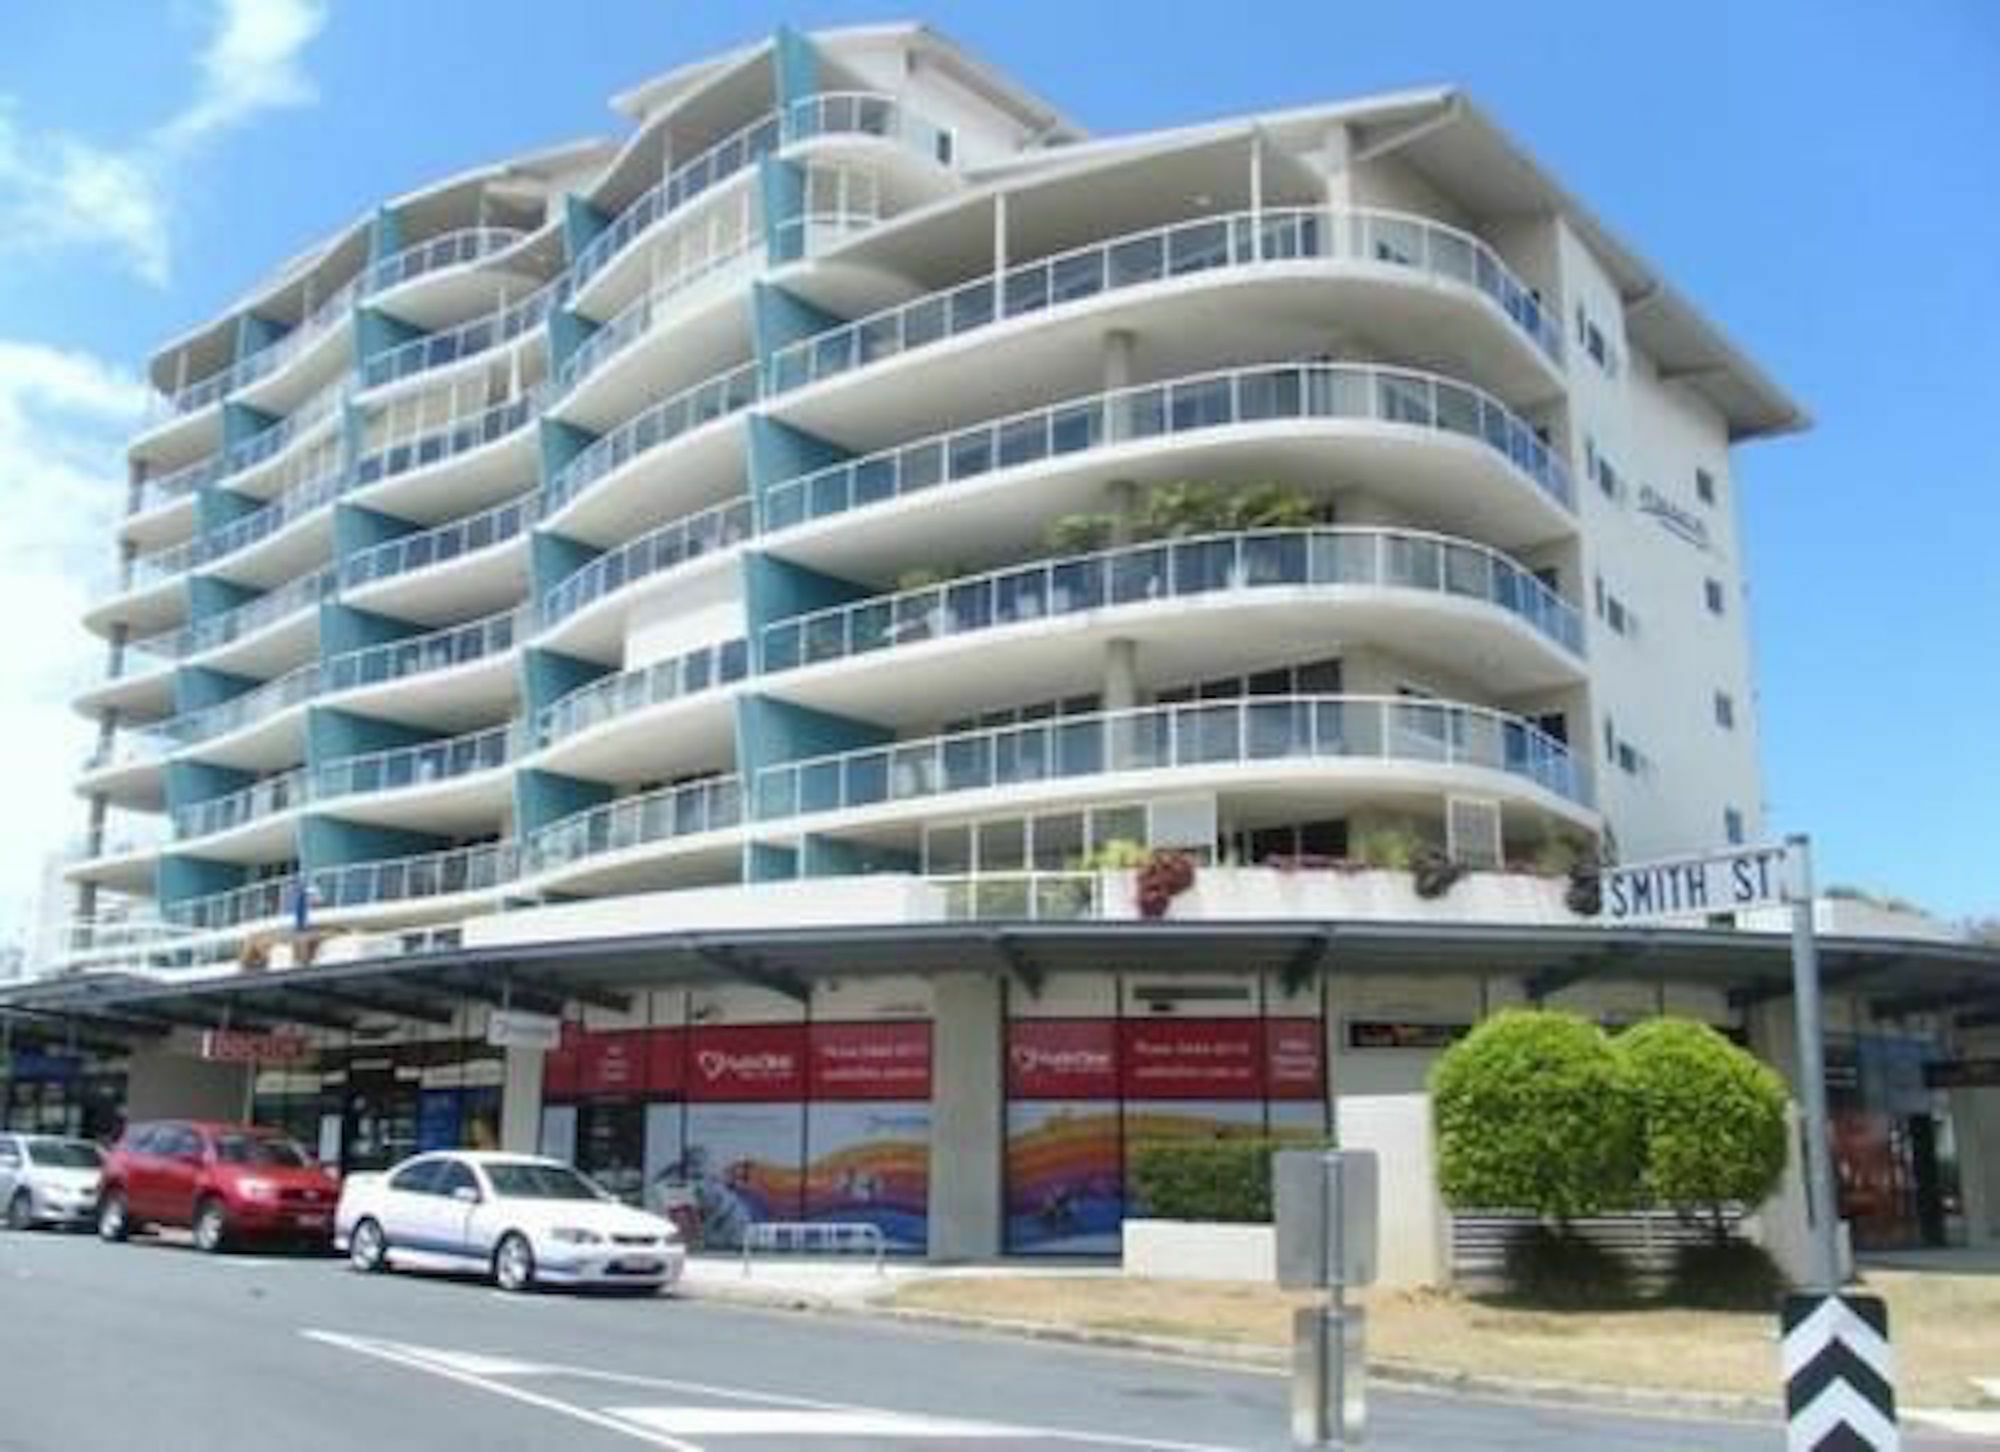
[335, 1152, 684, 1293]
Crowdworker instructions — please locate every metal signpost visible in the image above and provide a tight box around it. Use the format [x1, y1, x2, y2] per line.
[1275, 1149, 1378, 1447]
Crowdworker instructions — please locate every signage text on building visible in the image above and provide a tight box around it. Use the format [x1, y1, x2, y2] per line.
[200, 1029, 311, 1064]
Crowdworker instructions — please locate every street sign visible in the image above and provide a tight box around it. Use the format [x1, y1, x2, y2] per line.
[1600, 841, 1789, 922]
[1782, 1293, 1898, 1450]
[486, 1009, 561, 1051]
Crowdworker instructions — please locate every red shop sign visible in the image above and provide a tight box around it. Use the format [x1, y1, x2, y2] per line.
[687, 1023, 806, 1102]
[577, 1029, 648, 1097]
[1007, 1019, 1119, 1100]
[543, 1022, 583, 1098]
[808, 1022, 931, 1101]
[646, 1026, 685, 1097]
[1265, 1019, 1325, 1101]
[1120, 1019, 1264, 1100]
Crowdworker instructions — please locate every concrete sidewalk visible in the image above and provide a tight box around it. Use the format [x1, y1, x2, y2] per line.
[676, 1252, 1109, 1310]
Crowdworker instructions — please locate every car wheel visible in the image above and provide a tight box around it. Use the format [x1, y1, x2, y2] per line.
[493, 1232, 536, 1294]
[193, 1197, 229, 1254]
[6, 1191, 32, 1231]
[97, 1192, 130, 1242]
[348, 1217, 387, 1274]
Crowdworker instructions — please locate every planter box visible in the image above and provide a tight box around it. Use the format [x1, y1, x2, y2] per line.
[1122, 1218, 1275, 1282]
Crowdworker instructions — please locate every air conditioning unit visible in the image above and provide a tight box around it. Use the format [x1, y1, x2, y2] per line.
[1446, 796, 1503, 869]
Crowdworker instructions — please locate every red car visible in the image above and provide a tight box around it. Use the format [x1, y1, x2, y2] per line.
[97, 1120, 340, 1253]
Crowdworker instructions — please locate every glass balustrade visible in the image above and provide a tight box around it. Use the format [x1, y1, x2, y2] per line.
[163, 663, 321, 748]
[765, 361, 1573, 532]
[353, 387, 542, 485]
[165, 875, 299, 933]
[756, 694, 1591, 822]
[83, 730, 173, 773]
[340, 491, 538, 591]
[184, 567, 335, 656]
[360, 284, 559, 391]
[782, 91, 955, 163]
[310, 839, 520, 910]
[538, 638, 750, 746]
[542, 361, 760, 518]
[322, 609, 520, 694]
[231, 275, 366, 393]
[529, 777, 742, 873]
[202, 461, 349, 565]
[932, 872, 1103, 922]
[767, 206, 1561, 398]
[569, 111, 784, 294]
[315, 723, 515, 800]
[366, 227, 529, 295]
[223, 378, 347, 478]
[554, 236, 761, 397]
[539, 497, 752, 627]
[133, 453, 225, 515]
[763, 527, 1582, 671]
[172, 768, 309, 840]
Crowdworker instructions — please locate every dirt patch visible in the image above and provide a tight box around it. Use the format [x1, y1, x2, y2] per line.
[891, 1270, 2000, 1408]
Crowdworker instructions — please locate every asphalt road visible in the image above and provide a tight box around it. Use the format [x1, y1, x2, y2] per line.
[0, 1226, 1955, 1451]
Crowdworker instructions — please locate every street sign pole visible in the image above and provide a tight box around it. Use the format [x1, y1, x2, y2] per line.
[1785, 832, 1841, 1292]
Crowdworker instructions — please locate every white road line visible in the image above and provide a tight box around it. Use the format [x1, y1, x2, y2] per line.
[301, 1331, 703, 1451]
[608, 1407, 1023, 1438]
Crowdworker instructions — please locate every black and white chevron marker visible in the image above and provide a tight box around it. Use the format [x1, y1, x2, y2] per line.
[1782, 1293, 1898, 1451]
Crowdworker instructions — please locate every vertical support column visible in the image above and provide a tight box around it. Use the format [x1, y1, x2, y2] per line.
[1103, 329, 1140, 546]
[1322, 123, 1354, 212]
[1103, 638, 1140, 714]
[927, 970, 1003, 1260]
[501, 1044, 546, 1155]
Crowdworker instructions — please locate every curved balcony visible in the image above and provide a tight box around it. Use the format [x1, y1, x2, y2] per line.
[166, 662, 320, 753]
[309, 840, 518, 916]
[132, 452, 225, 519]
[223, 377, 346, 483]
[315, 722, 515, 804]
[157, 367, 234, 419]
[232, 275, 365, 396]
[322, 608, 521, 697]
[754, 693, 1593, 825]
[353, 387, 542, 490]
[108, 623, 191, 682]
[117, 536, 204, 595]
[763, 527, 1583, 687]
[781, 91, 954, 159]
[182, 567, 335, 662]
[553, 233, 760, 400]
[365, 228, 531, 298]
[538, 638, 750, 749]
[768, 206, 1562, 407]
[171, 767, 309, 843]
[359, 284, 557, 393]
[542, 361, 760, 528]
[570, 109, 783, 300]
[165, 875, 298, 934]
[201, 457, 348, 580]
[537, 496, 752, 633]
[340, 490, 538, 595]
[527, 776, 742, 878]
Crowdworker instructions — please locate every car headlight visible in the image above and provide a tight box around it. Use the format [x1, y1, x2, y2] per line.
[238, 1179, 277, 1201]
[548, 1227, 604, 1246]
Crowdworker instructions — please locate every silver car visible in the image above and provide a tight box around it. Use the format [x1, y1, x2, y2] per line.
[0, 1133, 105, 1230]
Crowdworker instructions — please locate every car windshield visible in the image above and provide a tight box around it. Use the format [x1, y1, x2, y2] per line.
[482, 1163, 605, 1202]
[214, 1134, 310, 1168]
[25, 1141, 102, 1169]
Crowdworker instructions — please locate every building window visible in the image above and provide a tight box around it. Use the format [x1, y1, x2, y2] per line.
[1602, 715, 1616, 760]
[1705, 578, 1726, 615]
[1714, 691, 1735, 729]
[1696, 468, 1717, 505]
[1724, 808, 1745, 845]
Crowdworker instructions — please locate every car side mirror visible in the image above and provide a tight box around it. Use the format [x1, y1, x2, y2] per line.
[451, 1186, 480, 1204]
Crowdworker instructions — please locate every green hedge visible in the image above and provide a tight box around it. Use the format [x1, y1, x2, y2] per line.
[1128, 1138, 1311, 1223]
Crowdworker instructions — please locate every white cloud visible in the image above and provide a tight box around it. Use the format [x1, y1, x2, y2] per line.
[0, 342, 151, 952]
[0, 0, 328, 285]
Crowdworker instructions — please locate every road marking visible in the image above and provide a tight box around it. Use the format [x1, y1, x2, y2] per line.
[301, 1332, 1246, 1450]
[1905, 1408, 2000, 1437]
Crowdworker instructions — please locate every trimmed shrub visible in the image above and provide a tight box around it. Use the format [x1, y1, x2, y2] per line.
[1128, 1138, 1299, 1223]
[1430, 1010, 1643, 1224]
[1615, 1018, 1787, 1238]
[1497, 1224, 1637, 1308]
[1664, 1239, 1789, 1311]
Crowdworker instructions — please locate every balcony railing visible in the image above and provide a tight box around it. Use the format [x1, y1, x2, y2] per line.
[322, 608, 520, 694]
[781, 91, 954, 162]
[538, 496, 752, 628]
[542, 361, 760, 519]
[311, 839, 519, 910]
[765, 361, 1574, 532]
[165, 874, 299, 933]
[538, 638, 750, 746]
[755, 694, 1592, 821]
[763, 527, 1584, 672]
[83, 730, 174, 774]
[108, 626, 185, 679]
[360, 283, 559, 391]
[223, 377, 346, 478]
[202, 458, 349, 565]
[172, 767, 309, 841]
[529, 776, 743, 873]
[553, 233, 761, 398]
[231, 274, 366, 393]
[569, 110, 784, 295]
[932, 871, 1104, 922]
[767, 206, 1562, 397]
[366, 227, 530, 295]
[315, 722, 516, 801]
[340, 490, 539, 592]
[165, 662, 320, 748]
[183, 567, 335, 657]
[133, 452, 225, 515]
[353, 386, 542, 486]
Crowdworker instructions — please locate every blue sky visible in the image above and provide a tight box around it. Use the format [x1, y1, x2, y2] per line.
[0, 0, 1994, 944]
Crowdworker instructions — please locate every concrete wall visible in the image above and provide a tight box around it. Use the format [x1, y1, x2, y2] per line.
[927, 969, 1002, 1260]
[1335, 1092, 1447, 1288]
[499, 1045, 545, 1155]
[125, 1033, 253, 1123]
